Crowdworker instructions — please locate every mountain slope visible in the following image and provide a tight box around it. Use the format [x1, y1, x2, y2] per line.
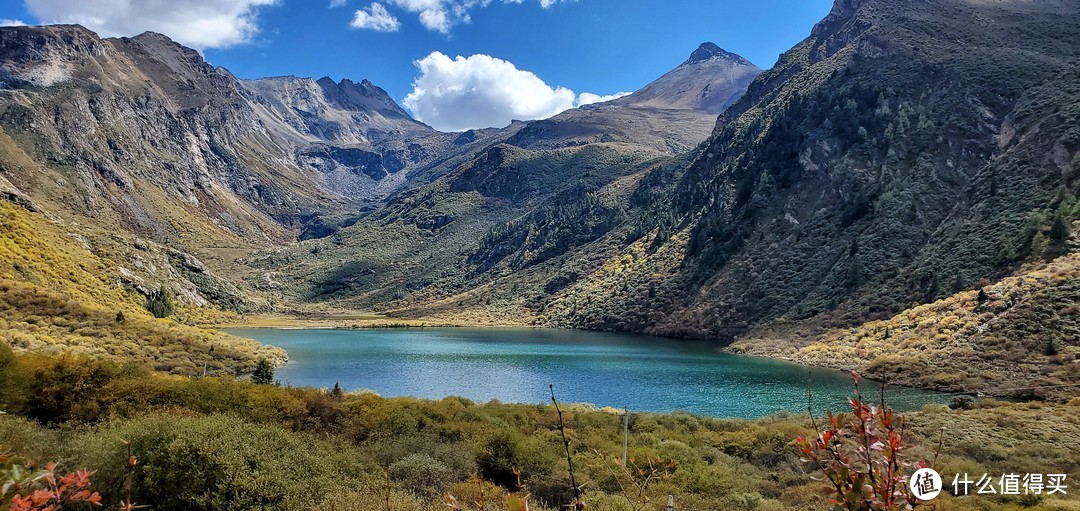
[0, 26, 340, 245]
[733, 250, 1080, 399]
[0, 201, 283, 375]
[545, 0, 1080, 341]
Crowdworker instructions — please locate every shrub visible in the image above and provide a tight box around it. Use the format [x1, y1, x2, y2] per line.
[389, 453, 455, 497]
[796, 372, 929, 510]
[64, 414, 373, 511]
[948, 395, 975, 410]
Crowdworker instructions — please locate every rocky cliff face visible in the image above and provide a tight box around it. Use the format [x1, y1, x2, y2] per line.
[240, 75, 430, 147]
[0, 26, 336, 246]
[0, 25, 455, 243]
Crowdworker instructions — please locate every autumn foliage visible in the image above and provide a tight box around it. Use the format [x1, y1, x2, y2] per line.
[1, 456, 101, 511]
[796, 372, 930, 511]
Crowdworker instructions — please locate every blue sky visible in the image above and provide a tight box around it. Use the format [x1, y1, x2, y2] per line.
[1, 0, 834, 130]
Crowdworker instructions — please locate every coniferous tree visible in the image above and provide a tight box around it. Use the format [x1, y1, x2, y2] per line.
[922, 272, 941, 303]
[146, 285, 175, 319]
[1049, 210, 1071, 244]
[252, 359, 275, 385]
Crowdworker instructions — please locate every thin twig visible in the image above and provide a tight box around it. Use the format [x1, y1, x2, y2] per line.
[550, 384, 582, 509]
[933, 426, 945, 467]
[385, 467, 392, 511]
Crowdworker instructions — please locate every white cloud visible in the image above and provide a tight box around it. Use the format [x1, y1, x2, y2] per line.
[577, 91, 630, 106]
[403, 51, 624, 132]
[0, 19, 27, 27]
[23, 0, 279, 50]
[385, 0, 570, 34]
[329, 0, 347, 6]
[350, 3, 400, 31]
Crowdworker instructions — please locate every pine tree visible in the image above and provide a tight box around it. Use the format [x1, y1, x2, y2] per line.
[925, 273, 940, 303]
[252, 359, 275, 385]
[1049, 209, 1071, 244]
[146, 285, 175, 318]
[330, 382, 344, 400]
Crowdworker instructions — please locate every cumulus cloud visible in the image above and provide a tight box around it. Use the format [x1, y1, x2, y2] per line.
[577, 91, 631, 106]
[403, 52, 625, 132]
[379, 0, 570, 34]
[23, 0, 279, 50]
[329, 0, 347, 6]
[350, 3, 400, 31]
[0, 19, 27, 27]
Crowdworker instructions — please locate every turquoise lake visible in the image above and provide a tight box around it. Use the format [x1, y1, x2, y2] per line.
[227, 327, 950, 418]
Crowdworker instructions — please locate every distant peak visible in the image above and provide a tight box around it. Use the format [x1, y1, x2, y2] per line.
[316, 77, 377, 91]
[684, 42, 753, 67]
[130, 31, 176, 44]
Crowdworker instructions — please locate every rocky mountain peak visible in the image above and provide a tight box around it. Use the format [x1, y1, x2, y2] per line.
[613, 43, 762, 114]
[811, 0, 863, 36]
[0, 25, 113, 75]
[685, 42, 752, 67]
[316, 75, 410, 119]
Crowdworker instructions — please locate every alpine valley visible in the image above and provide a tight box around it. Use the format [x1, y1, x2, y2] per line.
[2, 0, 1080, 510]
[1, 0, 1079, 398]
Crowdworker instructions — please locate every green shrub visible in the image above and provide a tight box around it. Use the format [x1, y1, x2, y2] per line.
[64, 414, 374, 511]
[389, 453, 455, 497]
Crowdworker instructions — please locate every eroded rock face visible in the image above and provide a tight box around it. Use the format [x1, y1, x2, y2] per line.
[0, 25, 457, 241]
[0, 25, 329, 243]
[812, 0, 862, 37]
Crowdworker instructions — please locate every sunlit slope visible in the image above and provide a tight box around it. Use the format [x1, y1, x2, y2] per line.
[734, 248, 1080, 400]
[0, 201, 283, 375]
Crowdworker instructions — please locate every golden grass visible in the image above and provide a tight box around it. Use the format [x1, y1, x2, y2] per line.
[0, 202, 283, 375]
[734, 251, 1080, 399]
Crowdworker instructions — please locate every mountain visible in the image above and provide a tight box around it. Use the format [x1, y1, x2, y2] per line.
[504, 42, 761, 154]
[531, 0, 1080, 394]
[239, 75, 463, 201]
[6, 0, 1075, 399]
[253, 43, 760, 314]
[0, 26, 750, 347]
[0, 27, 340, 241]
[612, 42, 761, 113]
[240, 75, 431, 147]
[273, 0, 1080, 397]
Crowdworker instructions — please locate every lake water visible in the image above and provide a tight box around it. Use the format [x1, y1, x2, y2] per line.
[227, 327, 950, 418]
